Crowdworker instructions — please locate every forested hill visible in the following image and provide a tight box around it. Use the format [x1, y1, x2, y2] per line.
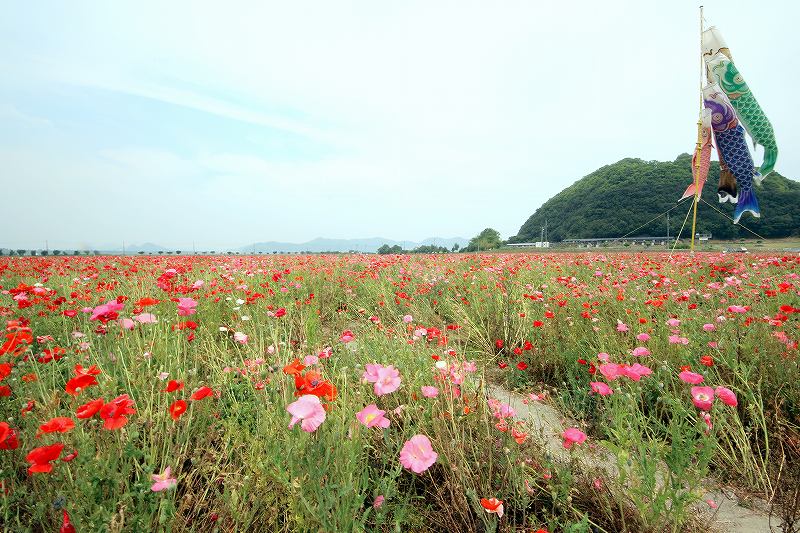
[510, 154, 800, 242]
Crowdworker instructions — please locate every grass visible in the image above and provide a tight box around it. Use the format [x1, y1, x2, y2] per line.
[0, 252, 798, 531]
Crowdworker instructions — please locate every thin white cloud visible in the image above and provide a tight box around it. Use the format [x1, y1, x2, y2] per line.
[0, 104, 53, 128]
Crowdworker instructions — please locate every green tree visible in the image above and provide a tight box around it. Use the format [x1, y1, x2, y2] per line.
[508, 155, 800, 242]
[464, 228, 502, 252]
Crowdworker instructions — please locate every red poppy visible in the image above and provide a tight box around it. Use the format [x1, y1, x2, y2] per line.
[169, 399, 188, 420]
[172, 321, 198, 331]
[495, 339, 504, 349]
[26, 442, 64, 474]
[76, 398, 104, 419]
[163, 380, 184, 393]
[65, 374, 98, 396]
[0, 422, 10, 444]
[21, 400, 35, 416]
[517, 361, 528, 371]
[74, 364, 101, 376]
[136, 297, 160, 307]
[60, 509, 76, 533]
[191, 386, 213, 401]
[37, 346, 66, 363]
[699, 355, 714, 367]
[275, 308, 286, 318]
[293, 370, 338, 401]
[0, 426, 19, 450]
[98, 394, 136, 430]
[480, 497, 504, 515]
[282, 359, 306, 376]
[0, 362, 12, 381]
[37, 417, 75, 437]
[61, 450, 79, 462]
[512, 427, 528, 444]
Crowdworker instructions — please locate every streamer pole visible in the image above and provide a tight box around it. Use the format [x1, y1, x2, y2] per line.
[690, 6, 704, 253]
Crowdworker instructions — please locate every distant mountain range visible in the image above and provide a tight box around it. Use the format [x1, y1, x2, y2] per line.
[0, 237, 469, 255]
[124, 242, 171, 253]
[237, 237, 468, 253]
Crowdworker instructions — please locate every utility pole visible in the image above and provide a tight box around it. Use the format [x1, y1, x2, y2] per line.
[544, 219, 548, 243]
[193, 241, 196, 255]
[666, 213, 670, 240]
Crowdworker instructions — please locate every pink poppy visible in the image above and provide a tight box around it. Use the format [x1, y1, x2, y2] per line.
[598, 363, 621, 381]
[490, 400, 516, 419]
[627, 363, 653, 378]
[562, 428, 587, 449]
[287, 395, 326, 432]
[134, 313, 158, 324]
[176, 298, 198, 316]
[691, 386, 714, 411]
[715, 386, 738, 407]
[631, 347, 651, 357]
[374, 366, 402, 396]
[402, 314, 413, 323]
[701, 411, 713, 431]
[702, 323, 716, 332]
[118, 318, 135, 330]
[361, 363, 382, 383]
[339, 330, 355, 343]
[727, 305, 748, 314]
[679, 371, 704, 385]
[421, 386, 439, 398]
[636, 333, 650, 342]
[399, 434, 438, 473]
[666, 318, 681, 328]
[356, 404, 390, 429]
[597, 352, 610, 362]
[90, 300, 125, 321]
[151, 466, 177, 491]
[616, 321, 629, 332]
[590, 382, 613, 396]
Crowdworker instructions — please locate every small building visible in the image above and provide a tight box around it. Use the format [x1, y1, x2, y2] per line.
[507, 242, 550, 248]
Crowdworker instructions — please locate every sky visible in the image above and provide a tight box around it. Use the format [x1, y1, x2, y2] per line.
[1, 0, 798, 250]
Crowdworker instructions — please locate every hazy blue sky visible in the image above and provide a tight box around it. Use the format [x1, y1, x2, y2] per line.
[1, 0, 797, 250]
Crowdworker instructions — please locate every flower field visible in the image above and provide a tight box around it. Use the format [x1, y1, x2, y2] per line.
[0, 252, 798, 532]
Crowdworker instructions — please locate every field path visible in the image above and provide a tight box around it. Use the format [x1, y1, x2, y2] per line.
[485, 383, 777, 533]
